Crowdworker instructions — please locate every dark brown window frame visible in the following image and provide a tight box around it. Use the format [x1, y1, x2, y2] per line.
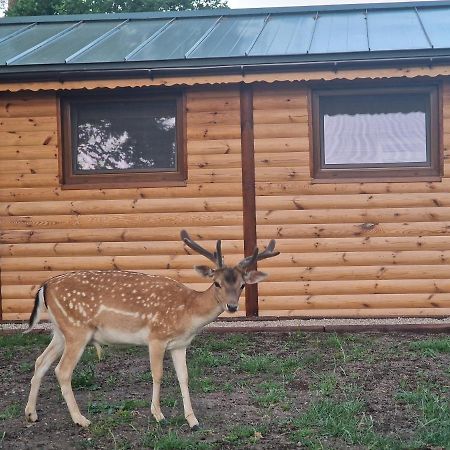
[60, 90, 187, 189]
[310, 84, 442, 183]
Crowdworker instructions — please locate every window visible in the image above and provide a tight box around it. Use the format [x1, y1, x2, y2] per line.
[61, 91, 186, 188]
[311, 86, 441, 181]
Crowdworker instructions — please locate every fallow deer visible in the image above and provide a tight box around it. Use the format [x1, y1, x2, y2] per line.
[24, 230, 279, 430]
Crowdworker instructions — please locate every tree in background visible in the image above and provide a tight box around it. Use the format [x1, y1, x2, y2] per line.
[6, 0, 228, 16]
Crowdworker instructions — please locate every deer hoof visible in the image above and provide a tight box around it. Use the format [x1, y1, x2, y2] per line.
[75, 416, 91, 428]
[190, 424, 200, 432]
[158, 418, 168, 427]
[25, 410, 38, 423]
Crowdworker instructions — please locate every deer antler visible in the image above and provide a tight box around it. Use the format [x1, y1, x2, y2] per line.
[238, 239, 279, 270]
[180, 230, 223, 267]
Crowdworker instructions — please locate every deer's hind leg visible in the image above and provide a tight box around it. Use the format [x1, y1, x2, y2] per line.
[55, 330, 92, 427]
[25, 330, 65, 423]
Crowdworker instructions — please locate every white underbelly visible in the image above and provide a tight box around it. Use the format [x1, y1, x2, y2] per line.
[93, 327, 149, 346]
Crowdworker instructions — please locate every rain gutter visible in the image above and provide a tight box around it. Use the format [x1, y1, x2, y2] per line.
[1, 54, 450, 83]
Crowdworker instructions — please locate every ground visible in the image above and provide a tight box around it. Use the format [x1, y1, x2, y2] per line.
[0, 330, 449, 449]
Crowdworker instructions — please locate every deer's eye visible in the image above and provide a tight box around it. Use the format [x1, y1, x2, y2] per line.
[214, 281, 221, 288]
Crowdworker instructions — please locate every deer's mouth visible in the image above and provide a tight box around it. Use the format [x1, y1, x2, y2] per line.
[226, 304, 238, 313]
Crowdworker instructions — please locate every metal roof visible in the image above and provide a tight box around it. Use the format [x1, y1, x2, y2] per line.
[1, 1, 450, 79]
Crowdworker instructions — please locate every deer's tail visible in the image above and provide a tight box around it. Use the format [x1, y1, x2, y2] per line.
[23, 285, 46, 334]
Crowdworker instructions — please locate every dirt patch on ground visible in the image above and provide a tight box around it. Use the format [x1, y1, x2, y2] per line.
[1, 331, 449, 449]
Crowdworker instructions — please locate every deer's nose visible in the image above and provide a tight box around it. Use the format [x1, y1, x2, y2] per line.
[226, 304, 238, 313]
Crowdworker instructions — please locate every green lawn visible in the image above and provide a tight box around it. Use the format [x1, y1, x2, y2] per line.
[0, 331, 449, 449]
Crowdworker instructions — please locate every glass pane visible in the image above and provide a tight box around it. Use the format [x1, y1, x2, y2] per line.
[73, 99, 177, 174]
[321, 93, 428, 166]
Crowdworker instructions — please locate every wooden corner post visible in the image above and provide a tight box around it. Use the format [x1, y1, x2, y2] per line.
[240, 83, 258, 317]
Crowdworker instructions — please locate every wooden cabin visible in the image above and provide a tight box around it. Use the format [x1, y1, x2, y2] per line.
[2, 1, 450, 321]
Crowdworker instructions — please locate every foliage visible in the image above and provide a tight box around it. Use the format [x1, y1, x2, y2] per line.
[6, 0, 228, 16]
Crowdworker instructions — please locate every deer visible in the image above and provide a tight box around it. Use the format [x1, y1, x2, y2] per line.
[24, 230, 279, 430]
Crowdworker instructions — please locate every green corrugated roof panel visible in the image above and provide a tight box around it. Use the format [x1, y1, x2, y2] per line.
[1, 1, 450, 76]
[0, 22, 71, 64]
[128, 17, 217, 61]
[309, 11, 369, 54]
[188, 15, 267, 58]
[11, 21, 119, 65]
[248, 14, 316, 56]
[367, 8, 430, 51]
[417, 6, 450, 49]
[71, 19, 170, 63]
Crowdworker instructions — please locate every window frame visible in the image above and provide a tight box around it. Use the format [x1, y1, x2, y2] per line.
[60, 90, 187, 189]
[310, 84, 442, 183]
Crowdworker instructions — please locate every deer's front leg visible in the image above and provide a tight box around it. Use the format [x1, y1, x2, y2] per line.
[171, 347, 199, 430]
[149, 340, 166, 423]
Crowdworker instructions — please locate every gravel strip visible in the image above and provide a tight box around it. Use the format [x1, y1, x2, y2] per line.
[2, 316, 450, 333]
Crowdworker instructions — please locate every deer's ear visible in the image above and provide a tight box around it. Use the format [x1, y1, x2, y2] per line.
[194, 265, 215, 278]
[243, 270, 268, 284]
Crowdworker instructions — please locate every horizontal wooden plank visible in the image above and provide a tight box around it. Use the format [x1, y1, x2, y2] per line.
[254, 123, 308, 139]
[0, 197, 244, 216]
[255, 178, 450, 195]
[0, 240, 243, 257]
[4, 251, 450, 271]
[256, 279, 450, 296]
[5, 178, 450, 203]
[0, 210, 243, 230]
[187, 124, 241, 140]
[254, 167, 310, 181]
[257, 250, 450, 268]
[256, 221, 450, 239]
[0, 116, 56, 132]
[259, 308, 450, 318]
[256, 265, 450, 282]
[189, 168, 243, 183]
[0, 268, 226, 285]
[0, 145, 58, 160]
[187, 139, 241, 155]
[254, 137, 309, 153]
[260, 235, 450, 253]
[186, 96, 240, 113]
[187, 110, 240, 126]
[188, 154, 242, 169]
[255, 207, 450, 225]
[253, 92, 308, 110]
[253, 109, 308, 124]
[0, 174, 59, 188]
[259, 293, 450, 310]
[0, 159, 58, 174]
[0, 130, 56, 146]
[10, 205, 449, 230]
[0, 225, 244, 243]
[0, 184, 242, 203]
[255, 193, 450, 210]
[0, 96, 56, 118]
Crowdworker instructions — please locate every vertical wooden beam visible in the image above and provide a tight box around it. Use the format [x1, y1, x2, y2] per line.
[240, 83, 258, 317]
[0, 261, 3, 321]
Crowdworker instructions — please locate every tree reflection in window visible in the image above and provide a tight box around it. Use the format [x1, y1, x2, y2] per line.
[74, 100, 177, 174]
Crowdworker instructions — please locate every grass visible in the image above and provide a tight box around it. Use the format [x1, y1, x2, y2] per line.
[396, 384, 450, 448]
[409, 337, 450, 357]
[1, 331, 449, 449]
[0, 403, 21, 421]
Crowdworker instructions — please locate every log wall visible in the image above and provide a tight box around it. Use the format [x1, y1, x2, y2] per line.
[0, 89, 245, 320]
[253, 82, 450, 317]
[2, 80, 450, 320]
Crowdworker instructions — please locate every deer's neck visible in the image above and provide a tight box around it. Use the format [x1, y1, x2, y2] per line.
[188, 284, 224, 329]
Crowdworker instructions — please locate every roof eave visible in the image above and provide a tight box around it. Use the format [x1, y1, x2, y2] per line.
[1, 50, 450, 84]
